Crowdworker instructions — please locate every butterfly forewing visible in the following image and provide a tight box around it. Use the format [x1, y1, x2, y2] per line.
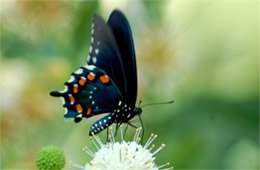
[87, 14, 127, 97]
[108, 10, 138, 105]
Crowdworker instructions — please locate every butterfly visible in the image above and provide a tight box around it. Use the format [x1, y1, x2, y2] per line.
[50, 10, 142, 136]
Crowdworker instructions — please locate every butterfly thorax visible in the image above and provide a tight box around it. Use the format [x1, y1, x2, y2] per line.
[112, 101, 142, 123]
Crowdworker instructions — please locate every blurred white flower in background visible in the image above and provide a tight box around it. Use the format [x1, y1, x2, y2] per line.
[71, 127, 173, 170]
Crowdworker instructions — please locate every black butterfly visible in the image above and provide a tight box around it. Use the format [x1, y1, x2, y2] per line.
[50, 10, 142, 136]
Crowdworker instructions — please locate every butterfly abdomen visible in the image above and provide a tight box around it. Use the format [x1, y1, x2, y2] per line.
[89, 113, 115, 135]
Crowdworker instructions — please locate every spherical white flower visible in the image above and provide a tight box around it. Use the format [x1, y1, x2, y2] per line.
[71, 127, 173, 170]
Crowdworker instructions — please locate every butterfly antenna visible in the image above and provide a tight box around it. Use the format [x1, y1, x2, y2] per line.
[140, 100, 174, 108]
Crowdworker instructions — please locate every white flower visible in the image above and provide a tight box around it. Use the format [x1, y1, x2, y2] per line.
[71, 127, 173, 170]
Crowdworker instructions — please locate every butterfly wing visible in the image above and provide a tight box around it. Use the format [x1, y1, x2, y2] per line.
[50, 65, 122, 122]
[107, 10, 138, 105]
[87, 14, 127, 98]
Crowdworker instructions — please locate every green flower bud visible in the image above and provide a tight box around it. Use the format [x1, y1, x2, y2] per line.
[36, 146, 65, 170]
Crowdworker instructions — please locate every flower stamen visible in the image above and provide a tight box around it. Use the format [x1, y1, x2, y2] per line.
[153, 144, 165, 155]
[120, 125, 124, 141]
[133, 127, 141, 142]
[158, 162, 170, 169]
[70, 161, 85, 169]
[90, 137, 100, 150]
[144, 133, 157, 149]
[82, 146, 95, 157]
[91, 132, 103, 147]
[149, 144, 155, 151]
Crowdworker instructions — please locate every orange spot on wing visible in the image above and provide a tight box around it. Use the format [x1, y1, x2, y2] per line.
[76, 104, 83, 113]
[73, 84, 79, 93]
[79, 77, 86, 86]
[87, 73, 95, 81]
[86, 108, 92, 116]
[100, 75, 110, 84]
[68, 94, 75, 104]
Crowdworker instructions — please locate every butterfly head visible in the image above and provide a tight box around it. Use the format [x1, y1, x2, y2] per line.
[133, 107, 142, 115]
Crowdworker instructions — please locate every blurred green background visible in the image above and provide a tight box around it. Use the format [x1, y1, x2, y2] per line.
[1, 0, 259, 169]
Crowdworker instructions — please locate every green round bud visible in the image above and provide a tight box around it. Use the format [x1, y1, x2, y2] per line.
[36, 146, 65, 170]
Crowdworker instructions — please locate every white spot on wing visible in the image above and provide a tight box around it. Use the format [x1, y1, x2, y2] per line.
[75, 68, 83, 74]
[63, 108, 68, 115]
[97, 41, 100, 45]
[60, 97, 65, 105]
[89, 96, 92, 99]
[91, 37, 94, 43]
[95, 49, 99, 55]
[118, 100, 122, 106]
[83, 65, 96, 70]
[80, 76, 86, 80]
[59, 86, 68, 93]
[92, 101, 95, 104]
[89, 46, 93, 53]
[77, 114, 82, 118]
[68, 76, 75, 83]
[87, 55, 91, 62]
[92, 56, 97, 64]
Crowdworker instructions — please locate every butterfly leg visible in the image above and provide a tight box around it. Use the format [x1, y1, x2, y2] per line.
[122, 122, 138, 139]
[106, 128, 109, 143]
[128, 122, 137, 128]
[138, 114, 144, 144]
[123, 123, 129, 138]
[114, 122, 122, 137]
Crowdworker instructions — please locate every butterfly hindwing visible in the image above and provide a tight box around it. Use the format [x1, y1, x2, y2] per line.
[50, 65, 123, 122]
